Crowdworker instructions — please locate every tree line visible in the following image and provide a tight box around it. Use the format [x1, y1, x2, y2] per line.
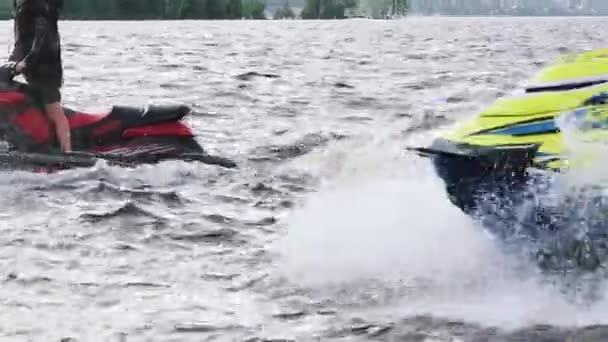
[0, 0, 265, 19]
[300, 0, 357, 19]
[300, 0, 407, 19]
[0, 0, 407, 20]
[60, 0, 266, 20]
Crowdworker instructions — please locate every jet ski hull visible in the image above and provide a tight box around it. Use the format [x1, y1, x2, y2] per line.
[411, 139, 541, 213]
[0, 63, 236, 171]
[407, 49, 608, 276]
[410, 49, 608, 214]
[0, 146, 236, 173]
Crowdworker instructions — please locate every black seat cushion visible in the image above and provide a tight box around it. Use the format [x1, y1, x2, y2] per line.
[111, 105, 191, 126]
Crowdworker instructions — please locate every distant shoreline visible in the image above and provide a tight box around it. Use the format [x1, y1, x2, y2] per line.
[0, 14, 607, 21]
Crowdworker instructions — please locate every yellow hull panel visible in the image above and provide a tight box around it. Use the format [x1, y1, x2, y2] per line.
[435, 48, 608, 172]
[529, 48, 608, 86]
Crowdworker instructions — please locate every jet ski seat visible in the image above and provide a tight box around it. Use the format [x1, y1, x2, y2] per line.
[111, 105, 191, 126]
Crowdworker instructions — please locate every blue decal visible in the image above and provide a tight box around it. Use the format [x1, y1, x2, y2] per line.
[584, 92, 608, 106]
[559, 107, 608, 131]
[476, 106, 608, 137]
[477, 120, 557, 136]
[536, 152, 556, 157]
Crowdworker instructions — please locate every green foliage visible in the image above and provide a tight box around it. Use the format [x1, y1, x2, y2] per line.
[242, 0, 267, 19]
[0, 0, 11, 19]
[273, 0, 295, 19]
[392, 0, 407, 16]
[300, 0, 357, 19]
[299, 0, 319, 18]
[0, 0, 266, 20]
[357, 0, 407, 18]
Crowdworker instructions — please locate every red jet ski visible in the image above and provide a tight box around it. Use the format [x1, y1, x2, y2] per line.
[0, 63, 236, 171]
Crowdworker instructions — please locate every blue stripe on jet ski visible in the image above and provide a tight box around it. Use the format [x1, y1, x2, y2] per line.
[479, 120, 557, 136]
[536, 152, 556, 157]
[474, 108, 594, 137]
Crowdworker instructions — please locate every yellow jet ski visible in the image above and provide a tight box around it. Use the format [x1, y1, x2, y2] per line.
[410, 48, 608, 213]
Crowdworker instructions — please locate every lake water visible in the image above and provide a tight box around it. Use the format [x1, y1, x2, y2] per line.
[2, 16, 608, 341]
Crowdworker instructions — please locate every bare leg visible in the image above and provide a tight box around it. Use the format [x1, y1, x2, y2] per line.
[45, 102, 72, 152]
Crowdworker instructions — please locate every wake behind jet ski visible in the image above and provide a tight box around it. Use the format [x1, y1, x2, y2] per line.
[0, 63, 236, 171]
[409, 48, 608, 214]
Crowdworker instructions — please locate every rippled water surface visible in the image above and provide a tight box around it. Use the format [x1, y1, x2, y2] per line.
[3, 17, 608, 341]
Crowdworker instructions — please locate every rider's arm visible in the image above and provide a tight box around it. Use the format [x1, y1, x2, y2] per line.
[21, 0, 50, 70]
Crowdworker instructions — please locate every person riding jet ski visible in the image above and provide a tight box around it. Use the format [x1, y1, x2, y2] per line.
[9, 0, 71, 152]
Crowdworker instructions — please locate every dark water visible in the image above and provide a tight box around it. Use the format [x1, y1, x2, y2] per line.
[2, 17, 608, 341]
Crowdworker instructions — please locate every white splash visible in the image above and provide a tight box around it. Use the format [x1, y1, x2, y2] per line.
[554, 105, 608, 189]
[275, 128, 608, 330]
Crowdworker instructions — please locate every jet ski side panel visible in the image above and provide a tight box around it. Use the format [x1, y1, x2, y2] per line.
[430, 90, 608, 173]
[481, 83, 608, 118]
[414, 48, 608, 213]
[527, 48, 608, 90]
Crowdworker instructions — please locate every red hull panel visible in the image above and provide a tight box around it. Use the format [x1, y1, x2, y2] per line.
[10, 109, 52, 144]
[68, 112, 109, 128]
[0, 92, 26, 106]
[122, 122, 194, 139]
